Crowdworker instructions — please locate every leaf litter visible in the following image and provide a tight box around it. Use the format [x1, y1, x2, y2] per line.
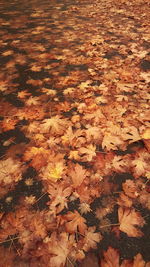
[0, 0, 150, 266]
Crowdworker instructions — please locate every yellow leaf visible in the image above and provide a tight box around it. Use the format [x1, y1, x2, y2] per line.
[142, 128, 150, 140]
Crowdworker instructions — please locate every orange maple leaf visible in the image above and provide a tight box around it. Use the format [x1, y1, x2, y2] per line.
[122, 180, 138, 199]
[117, 192, 132, 208]
[69, 163, 87, 188]
[2, 118, 18, 131]
[40, 115, 68, 134]
[64, 210, 87, 234]
[100, 246, 120, 267]
[133, 253, 147, 267]
[132, 158, 147, 177]
[118, 207, 145, 237]
[24, 147, 49, 170]
[100, 247, 149, 267]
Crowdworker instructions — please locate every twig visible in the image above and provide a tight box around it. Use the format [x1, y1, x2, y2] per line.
[8, 235, 21, 256]
[0, 236, 20, 245]
[34, 192, 48, 204]
[66, 256, 75, 267]
[99, 223, 120, 229]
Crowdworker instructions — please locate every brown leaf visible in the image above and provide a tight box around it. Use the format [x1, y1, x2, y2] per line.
[118, 207, 145, 237]
[64, 211, 87, 234]
[122, 180, 138, 199]
[70, 164, 87, 188]
[117, 192, 133, 208]
[100, 246, 120, 267]
[133, 253, 146, 267]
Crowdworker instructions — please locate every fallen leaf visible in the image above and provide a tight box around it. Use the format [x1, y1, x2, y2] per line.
[118, 207, 145, 237]
[70, 164, 87, 188]
[64, 211, 87, 234]
[100, 246, 120, 267]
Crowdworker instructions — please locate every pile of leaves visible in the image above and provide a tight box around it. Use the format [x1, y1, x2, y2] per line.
[0, 0, 150, 266]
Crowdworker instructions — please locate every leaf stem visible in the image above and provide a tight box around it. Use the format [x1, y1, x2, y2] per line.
[99, 223, 120, 229]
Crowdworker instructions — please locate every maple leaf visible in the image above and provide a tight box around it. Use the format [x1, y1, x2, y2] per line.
[96, 95, 108, 104]
[118, 207, 145, 237]
[48, 185, 71, 213]
[0, 81, 8, 92]
[69, 163, 87, 188]
[47, 136, 60, 148]
[26, 96, 40, 106]
[77, 102, 87, 113]
[30, 65, 42, 72]
[27, 79, 43, 86]
[71, 114, 80, 123]
[1, 118, 18, 131]
[2, 50, 13, 56]
[140, 72, 150, 83]
[55, 101, 71, 112]
[83, 108, 105, 123]
[31, 153, 48, 170]
[122, 180, 138, 199]
[121, 260, 133, 267]
[24, 147, 49, 169]
[100, 246, 120, 267]
[40, 115, 68, 135]
[112, 156, 127, 172]
[79, 202, 91, 214]
[64, 210, 87, 234]
[62, 126, 84, 147]
[79, 144, 96, 161]
[93, 152, 106, 170]
[132, 158, 147, 177]
[63, 87, 75, 95]
[0, 158, 22, 185]
[42, 88, 56, 96]
[117, 82, 134, 92]
[85, 125, 101, 141]
[116, 95, 128, 102]
[17, 90, 31, 99]
[27, 121, 40, 134]
[132, 253, 150, 267]
[24, 195, 36, 205]
[82, 227, 102, 251]
[122, 127, 141, 144]
[61, 126, 74, 145]
[102, 133, 123, 150]
[117, 193, 132, 208]
[17, 106, 45, 120]
[69, 150, 80, 160]
[24, 147, 48, 161]
[50, 242, 68, 267]
[100, 248, 149, 267]
[33, 133, 45, 144]
[40, 161, 65, 182]
[30, 216, 47, 239]
[47, 232, 70, 267]
[139, 190, 150, 210]
[79, 80, 91, 90]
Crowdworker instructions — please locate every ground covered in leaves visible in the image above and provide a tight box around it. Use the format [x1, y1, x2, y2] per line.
[0, 0, 150, 266]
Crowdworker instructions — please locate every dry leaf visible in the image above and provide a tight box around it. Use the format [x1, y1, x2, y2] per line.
[64, 211, 87, 234]
[70, 164, 87, 188]
[118, 207, 145, 237]
[100, 246, 120, 267]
